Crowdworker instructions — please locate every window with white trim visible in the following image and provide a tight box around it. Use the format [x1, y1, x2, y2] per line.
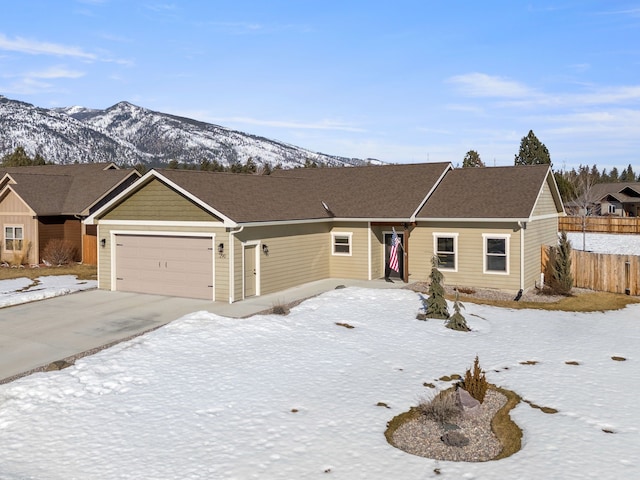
[5, 225, 24, 251]
[608, 204, 616, 214]
[483, 234, 510, 274]
[331, 232, 352, 256]
[433, 233, 458, 271]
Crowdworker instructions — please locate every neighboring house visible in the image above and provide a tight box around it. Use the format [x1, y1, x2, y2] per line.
[0, 163, 140, 265]
[85, 163, 564, 302]
[590, 182, 640, 217]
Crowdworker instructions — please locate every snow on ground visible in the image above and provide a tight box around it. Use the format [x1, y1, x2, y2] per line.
[0, 275, 96, 308]
[567, 232, 640, 255]
[0, 287, 638, 480]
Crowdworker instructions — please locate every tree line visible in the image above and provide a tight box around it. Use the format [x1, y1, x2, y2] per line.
[461, 129, 638, 201]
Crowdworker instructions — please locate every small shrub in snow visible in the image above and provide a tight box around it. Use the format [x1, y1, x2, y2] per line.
[445, 293, 470, 331]
[462, 355, 488, 404]
[42, 239, 77, 266]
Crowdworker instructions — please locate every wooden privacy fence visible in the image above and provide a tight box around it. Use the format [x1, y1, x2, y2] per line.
[542, 246, 639, 295]
[559, 216, 640, 234]
[82, 234, 97, 265]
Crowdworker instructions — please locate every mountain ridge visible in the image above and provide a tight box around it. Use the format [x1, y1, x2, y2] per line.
[0, 95, 381, 169]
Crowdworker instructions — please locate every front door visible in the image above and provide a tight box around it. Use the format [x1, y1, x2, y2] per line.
[384, 232, 404, 279]
[244, 244, 257, 298]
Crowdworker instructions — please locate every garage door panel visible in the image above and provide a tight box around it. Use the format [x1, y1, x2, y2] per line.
[115, 234, 214, 300]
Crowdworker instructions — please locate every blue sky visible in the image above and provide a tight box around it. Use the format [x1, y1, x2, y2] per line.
[1, 1, 639, 171]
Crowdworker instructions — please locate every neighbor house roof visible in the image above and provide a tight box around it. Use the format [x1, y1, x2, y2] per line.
[416, 164, 560, 220]
[0, 163, 140, 216]
[590, 182, 640, 204]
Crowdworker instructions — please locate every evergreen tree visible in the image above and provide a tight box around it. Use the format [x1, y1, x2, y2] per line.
[445, 292, 470, 331]
[548, 231, 573, 295]
[609, 167, 619, 182]
[462, 150, 485, 167]
[424, 256, 450, 319]
[514, 130, 551, 166]
[1, 146, 48, 166]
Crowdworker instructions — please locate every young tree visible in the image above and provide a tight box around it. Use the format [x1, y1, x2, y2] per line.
[445, 292, 470, 331]
[424, 256, 450, 319]
[569, 167, 600, 251]
[514, 130, 551, 166]
[547, 231, 573, 295]
[462, 150, 485, 168]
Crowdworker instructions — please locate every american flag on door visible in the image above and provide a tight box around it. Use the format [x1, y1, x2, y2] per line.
[389, 227, 400, 273]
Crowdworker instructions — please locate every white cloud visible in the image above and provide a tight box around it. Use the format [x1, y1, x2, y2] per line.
[447, 73, 535, 98]
[25, 66, 85, 79]
[0, 34, 96, 59]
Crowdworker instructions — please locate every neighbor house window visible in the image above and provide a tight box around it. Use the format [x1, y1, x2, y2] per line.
[5, 226, 24, 251]
[331, 232, 352, 256]
[433, 233, 458, 271]
[483, 234, 510, 274]
[608, 204, 616, 214]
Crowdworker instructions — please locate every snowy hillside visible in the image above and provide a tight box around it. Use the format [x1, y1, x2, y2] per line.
[0, 95, 380, 168]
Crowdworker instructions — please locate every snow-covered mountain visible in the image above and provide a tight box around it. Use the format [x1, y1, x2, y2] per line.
[0, 96, 381, 168]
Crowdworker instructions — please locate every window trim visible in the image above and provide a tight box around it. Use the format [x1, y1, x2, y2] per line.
[4, 225, 24, 252]
[331, 232, 353, 256]
[432, 232, 458, 272]
[482, 233, 510, 275]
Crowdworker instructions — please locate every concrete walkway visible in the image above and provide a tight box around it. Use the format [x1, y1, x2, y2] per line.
[0, 278, 407, 383]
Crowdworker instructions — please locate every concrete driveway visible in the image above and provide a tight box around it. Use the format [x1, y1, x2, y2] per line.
[0, 290, 216, 383]
[0, 278, 406, 383]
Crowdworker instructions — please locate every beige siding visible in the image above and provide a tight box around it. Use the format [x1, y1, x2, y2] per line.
[370, 227, 384, 280]
[329, 222, 370, 279]
[235, 223, 331, 297]
[102, 179, 216, 222]
[411, 222, 523, 292]
[97, 223, 228, 302]
[532, 178, 560, 217]
[523, 216, 558, 289]
[0, 190, 38, 263]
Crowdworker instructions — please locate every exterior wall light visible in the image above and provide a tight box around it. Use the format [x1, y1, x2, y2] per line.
[262, 244, 269, 256]
[218, 243, 224, 257]
[100, 238, 106, 248]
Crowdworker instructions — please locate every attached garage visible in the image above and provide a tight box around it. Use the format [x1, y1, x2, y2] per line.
[113, 233, 215, 300]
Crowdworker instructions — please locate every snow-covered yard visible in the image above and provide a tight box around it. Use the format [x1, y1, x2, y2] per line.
[0, 285, 638, 479]
[0, 275, 96, 308]
[567, 231, 640, 255]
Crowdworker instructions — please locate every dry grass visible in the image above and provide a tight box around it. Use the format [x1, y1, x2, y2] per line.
[490, 385, 523, 460]
[451, 290, 640, 312]
[417, 389, 462, 424]
[0, 263, 97, 281]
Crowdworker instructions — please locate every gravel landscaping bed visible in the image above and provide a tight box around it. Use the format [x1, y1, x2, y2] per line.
[391, 389, 507, 462]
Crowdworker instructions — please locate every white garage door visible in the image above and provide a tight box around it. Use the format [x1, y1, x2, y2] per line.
[114, 234, 214, 300]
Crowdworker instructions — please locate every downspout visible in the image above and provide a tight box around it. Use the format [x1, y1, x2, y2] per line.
[518, 221, 526, 292]
[367, 221, 372, 280]
[228, 225, 244, 303]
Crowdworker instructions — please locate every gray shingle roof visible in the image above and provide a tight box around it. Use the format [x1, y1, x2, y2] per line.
[591, 182, 640, 204]
[0, 163, 138, 215]
[417, 164, 555, 219]
[158, 162, 452, 223]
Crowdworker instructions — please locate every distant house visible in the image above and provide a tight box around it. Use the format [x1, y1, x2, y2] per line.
[0, 163, 140, 265]
[590, 182, 640, 217]
[85, 163, 564, 302]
